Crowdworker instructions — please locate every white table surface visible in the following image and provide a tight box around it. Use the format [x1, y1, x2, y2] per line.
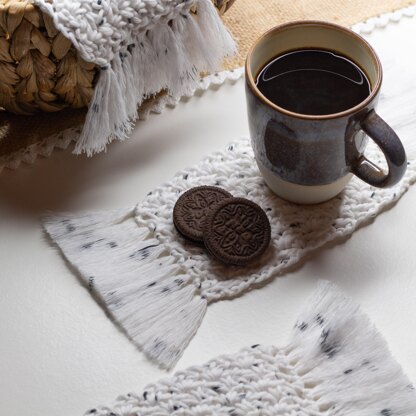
[1, 14, 416, 416]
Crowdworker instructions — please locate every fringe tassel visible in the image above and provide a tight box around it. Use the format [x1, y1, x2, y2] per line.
[288, 282, 416, 415]
[43, 207, 207, 369]
[73, 0, 236, 156]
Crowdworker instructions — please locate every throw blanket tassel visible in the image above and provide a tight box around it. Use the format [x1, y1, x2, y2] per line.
[35, 0, 236, 156]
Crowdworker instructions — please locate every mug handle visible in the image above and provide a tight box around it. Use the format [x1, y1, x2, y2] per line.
[351, 110, 407, 187]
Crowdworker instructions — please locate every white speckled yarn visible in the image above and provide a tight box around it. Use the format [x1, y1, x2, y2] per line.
[34, 0, 236, 155]
[84, 282, 416, 416]
[43, 128, 416, 369]
[43, 5, 416, 370]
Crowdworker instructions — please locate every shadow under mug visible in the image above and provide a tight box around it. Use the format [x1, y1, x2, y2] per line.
[245, 21, 407, 204]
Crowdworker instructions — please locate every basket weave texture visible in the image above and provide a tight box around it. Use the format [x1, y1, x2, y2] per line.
[0, 0, 235, 115]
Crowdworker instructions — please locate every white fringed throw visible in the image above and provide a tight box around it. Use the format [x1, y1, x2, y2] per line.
[34, 0, 236, 155]
[85, 282, 416, 416]
[43, 128, 416, 369]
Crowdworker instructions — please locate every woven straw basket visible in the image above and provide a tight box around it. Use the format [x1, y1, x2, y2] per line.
[0, 0, 236, 115]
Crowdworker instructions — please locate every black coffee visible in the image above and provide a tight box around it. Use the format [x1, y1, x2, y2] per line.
[256, 49, 371, 115]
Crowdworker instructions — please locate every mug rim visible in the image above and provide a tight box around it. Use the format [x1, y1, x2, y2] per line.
[245, 20, 383, 121]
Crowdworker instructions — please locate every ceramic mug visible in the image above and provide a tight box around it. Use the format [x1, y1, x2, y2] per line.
[245, 21, 407, 204]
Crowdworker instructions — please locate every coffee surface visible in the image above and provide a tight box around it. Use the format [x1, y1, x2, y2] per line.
[256, 49, 371, 115]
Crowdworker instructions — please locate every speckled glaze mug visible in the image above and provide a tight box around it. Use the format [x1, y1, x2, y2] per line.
[245, 21, 407, 204]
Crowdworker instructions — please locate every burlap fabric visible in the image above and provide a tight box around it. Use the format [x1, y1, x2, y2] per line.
[222, 0, 416, 69]
[1, 0, 415, 161]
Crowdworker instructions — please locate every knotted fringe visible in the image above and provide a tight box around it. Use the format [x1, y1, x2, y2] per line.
[57, 0, 235, 155]
[43, 207, 207, 369]
[287, 282, 416, 415]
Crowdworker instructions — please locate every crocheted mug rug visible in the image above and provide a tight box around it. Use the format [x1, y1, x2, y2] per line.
[44, 100, 416, 370]
[85, 282, 416, 416]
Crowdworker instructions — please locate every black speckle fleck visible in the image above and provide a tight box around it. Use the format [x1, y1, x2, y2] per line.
[344, 369, 353, 374]
[161, 287, 170, 293]
[143, 391, 148, 400]
[174, 278, 184, 285]
[316, 314, 324, 326]
[228, 145, 234, 151]
[108, 241, 117, 248]
[129, 244, 158, 260]
[215, 180, 221, 186]
[183, 174, 189, 180]
[380, 409, 392, 416]
[320, 329, 338, 358]
[82, 239, 104, 250]
[88, 276, 94, 290]
[211, 386, 220, 392]
[119, 51, 128, 60]
[299, 322, 308, 331]
[66, 223, 76, 232]
[147, 282, 156, 288]
[371, 191, 375, 198]
[87, 410, 96, 414]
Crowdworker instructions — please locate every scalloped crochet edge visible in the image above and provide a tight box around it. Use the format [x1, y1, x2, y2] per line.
[0, 68, 244, 173]
[1, 3, 416, 172]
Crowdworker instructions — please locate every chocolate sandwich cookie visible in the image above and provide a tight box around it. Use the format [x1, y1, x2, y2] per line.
[203, 198, 271, 266]
[173, 186, 233, 242]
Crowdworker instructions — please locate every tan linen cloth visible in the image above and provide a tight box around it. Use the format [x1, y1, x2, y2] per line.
[1, 0, 415, 160]
[222, 0, 416, 69]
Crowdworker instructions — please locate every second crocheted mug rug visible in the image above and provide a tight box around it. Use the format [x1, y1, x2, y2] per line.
[44, 126, 416, 369]
[86, 282, 416, 416]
